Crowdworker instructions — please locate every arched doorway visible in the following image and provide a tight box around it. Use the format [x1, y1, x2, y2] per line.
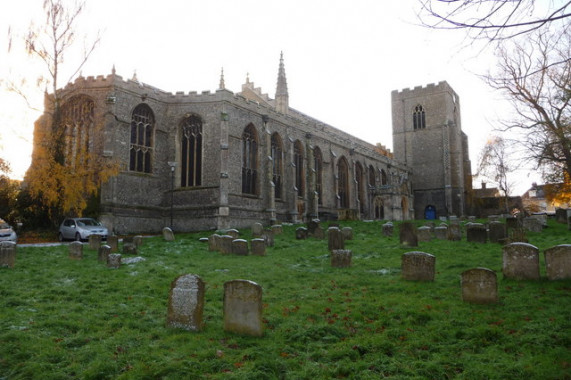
[424, 205, 436, 220]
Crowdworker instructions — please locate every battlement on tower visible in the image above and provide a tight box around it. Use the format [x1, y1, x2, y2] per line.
[391, 81, 453, 98]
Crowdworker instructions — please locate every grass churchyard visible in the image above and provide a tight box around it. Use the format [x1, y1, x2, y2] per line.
[1, 219, 570, 379]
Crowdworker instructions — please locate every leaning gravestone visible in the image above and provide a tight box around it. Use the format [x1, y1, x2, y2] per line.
[107, 253, 121, 269]
[331, 249, 352, 268]
[224, 280, 263, 337]
[461, 268, 498, 304]
[251, 222, 264, 238]
[162, 227, 175, 241]
[544, 244, 571, 280]
[296, 227, 308, 240]
[382, 222, 393, 237]
[467, 223, 487, 243]
[107, 235, 119, 252]
[434, 226, 448, 240]
[417, 226, 432, 242]
[342, 227, 354, 241]
[488, 221, 507, 243]
[250, 239, 266, 256]
[88, 234, 102, 250]
[0, 241, 16, 268]
[401, 251, 436, 281]
[502, 242, 540, 280]
[399, 222, 418, 247]
[328, 227, 345, 251]
[232, 239, 249, 256]
[166, 274, 205, 331]
[447, 223, 462, 241]
[208, 234, 221, 252]
[69, 241, 83, 260]
[219, 235, 234, 255]
[98, 245, 111, 263]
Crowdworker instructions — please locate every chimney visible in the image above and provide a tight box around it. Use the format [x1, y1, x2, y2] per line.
[481, 182, 487, 189]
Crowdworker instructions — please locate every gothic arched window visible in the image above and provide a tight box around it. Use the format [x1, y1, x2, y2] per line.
[313, 146, 323, 205]
[381, 169, 388, 186]
[271, 133, 283, 199]
[413, 104, 426, 130]
[294, 140, 304, 197]
[368, 165, 376, 188]
[242, 124, 258, 195]
[130, 104, 154, 173]
[180, 114, 202, 187]
[356, 162, 364, 213]
[337, 156, 349, 208]
[61, 95, 94, 168]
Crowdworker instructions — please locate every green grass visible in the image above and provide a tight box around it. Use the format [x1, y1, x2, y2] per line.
[1, 220, 570, 379]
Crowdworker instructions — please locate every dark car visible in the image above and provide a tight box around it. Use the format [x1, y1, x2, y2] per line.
[58, 218, 108, 242]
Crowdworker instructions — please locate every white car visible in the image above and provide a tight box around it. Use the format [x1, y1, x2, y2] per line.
[58, 218, 108, 242]
[0, 220, 18, 243]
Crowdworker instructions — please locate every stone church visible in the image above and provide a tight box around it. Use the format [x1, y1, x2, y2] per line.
[30, 54, 471, 234]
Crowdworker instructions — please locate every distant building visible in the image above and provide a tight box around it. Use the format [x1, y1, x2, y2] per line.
[472, 182, 523, 217]
[522, 182, 568, 214]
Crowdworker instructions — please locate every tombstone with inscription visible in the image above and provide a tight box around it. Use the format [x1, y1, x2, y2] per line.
[0, 241, 16, 268]
[461, 268, 498, 304]
[88, 234, 102, 250]
[502, 242, 540, 280]
[331, 249, 352, 268]
[218, 235, 233, 255]
[107, 253, 121, 269]
[417, 226, 432, 242]
[544, 244, 571, 280]
[232, 239, 249, 256]
[69, 241, 83, 260]
[223, 280, 263, 336]
[488, 221, 507, 243]
[467, 223, 487, 243]
[401, 251, 436, 281]
[98, 245, 111, 262]
[382, 222, 394, 237]
[434, 226, 448, 240]
[162, 227, 175, 241]
[250, 239, 266, 256]
[399, 222, 418, 247]
[208, 234, 221, 252]
[167, 274, 205, 331]
[328, 227, 345, 251]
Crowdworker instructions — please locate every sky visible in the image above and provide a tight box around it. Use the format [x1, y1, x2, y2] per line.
[0, 0, 545, 194]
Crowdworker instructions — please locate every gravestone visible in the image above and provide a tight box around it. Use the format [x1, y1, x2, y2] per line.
[461, 268, 498, 304]
[133, 235, 144, 247]
[568, 209, 571, 231]
[544, 244, 571, 280]
[98, 245, 111, 262]
[208, 234, 221, 252]
[296, 227, 308, 240]
[223, 280, 263, 336]
[341, 227, 353, 240]
[262, 230, 275, 247]
[107, 253, 121, 269]
[488, 221, 507, 243]
[447, 223, 462, 241]
[331, 249, 352, 268]
[232, 239, 249, 255]
[226, 229, 240, 239]
[250, 238, 266, 256]
[382, 222, 394, 237]
[123, 236, 134, 245]
[107, 235, 119, 252]
[417, 226, 432, 242]
[199, 237, 209, 243]
[530, 214, 548, 227]
[312, 226, 325, 240]
[488, 215, 500, 223]
[122, 243, 137, 255]
[219, 235, 234, 255]
[502, 242, 540, 280]
[555, 208, 567, 223]
[271, 225, 283, 235]
[467, 223, 487, 243]
[401, 251, 436, 281]
[508, 227, 528, 243]
[506, 217, 520, 230]
[0, 241, 16, 268]
[328, 227, 345, 251]
[523, 217, 542, 233]
[399, 222, 418, 247]
[252, 222, 264, 238]
[88, 234, 102, 250]
[434, 226, 448, 240]
[162, 227, 175, 241]
[307, 219, 320, 235]
[69, 241, 83, 260]
[425, 221, 435, 232]
[166, 274, 205, 331]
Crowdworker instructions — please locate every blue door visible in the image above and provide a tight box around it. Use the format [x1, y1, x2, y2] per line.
[424, 205, 436, 220]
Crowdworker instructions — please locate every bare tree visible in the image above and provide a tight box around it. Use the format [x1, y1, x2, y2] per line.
[416, 0, 571, 42]
[486, 27, 571, 184]
[476, 136, 515, 212]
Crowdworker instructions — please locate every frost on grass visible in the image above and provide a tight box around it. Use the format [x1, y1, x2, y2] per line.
[366, 268, 400, 275]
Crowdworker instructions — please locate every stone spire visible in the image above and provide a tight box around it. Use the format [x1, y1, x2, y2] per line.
[275, 51, 289, 114]
[219, 67, 225, 90]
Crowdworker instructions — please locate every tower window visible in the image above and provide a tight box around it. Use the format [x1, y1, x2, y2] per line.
[413, 105, 426, 130]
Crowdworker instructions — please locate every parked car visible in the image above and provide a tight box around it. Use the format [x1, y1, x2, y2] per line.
[0, 219, 17, 243]
[58, 218, 108, 242]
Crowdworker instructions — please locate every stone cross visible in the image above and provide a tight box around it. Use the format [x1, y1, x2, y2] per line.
[69, 241, 83, 260]
[166, 274, 205, 331]
[401, 251, 435, 281]
[461, 268, 498, 304]
[0, 241, 16, 268]
[544, 244, 571, 280]
[223, 280, 263, 336]
[502, 242, 540, 280]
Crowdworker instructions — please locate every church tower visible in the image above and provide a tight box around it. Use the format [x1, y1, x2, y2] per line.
[392, 81, 472, 219]
[275, 52, 289, 114]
